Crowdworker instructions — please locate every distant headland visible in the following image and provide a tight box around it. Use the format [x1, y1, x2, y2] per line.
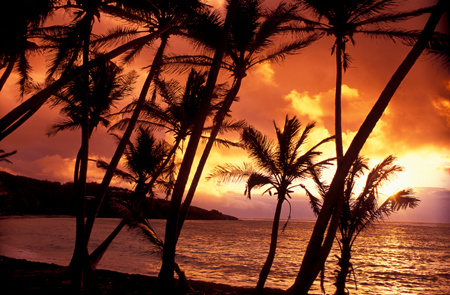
[0, 171, 238, 220]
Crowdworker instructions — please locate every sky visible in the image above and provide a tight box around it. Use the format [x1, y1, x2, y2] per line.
[0, 0, 449, 223]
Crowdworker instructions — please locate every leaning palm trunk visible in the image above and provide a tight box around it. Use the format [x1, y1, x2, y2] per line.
[0, 55, 17, 92]
[288, 2, 445, 293]
[255, 196, 284, 294]
[334, 37, 344, 165]
[176, 73, 244, 240]
[84, 34, 169, 242]
[0, 27, 171, 141]
[158, 1, 238, 288]
[89, 218, 127, 270]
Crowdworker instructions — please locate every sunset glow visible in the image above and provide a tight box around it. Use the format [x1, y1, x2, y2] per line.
[0, 0, 449, 224]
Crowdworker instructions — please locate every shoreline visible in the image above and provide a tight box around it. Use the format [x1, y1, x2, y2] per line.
[1, 256, 284, 294]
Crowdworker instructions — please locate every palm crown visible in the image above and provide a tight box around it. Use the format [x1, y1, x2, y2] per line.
[210, 116, 333, 200]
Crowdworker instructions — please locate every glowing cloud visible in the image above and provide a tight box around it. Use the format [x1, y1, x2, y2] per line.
[284, 90, 324, 121]
[253, 62, 277, 86]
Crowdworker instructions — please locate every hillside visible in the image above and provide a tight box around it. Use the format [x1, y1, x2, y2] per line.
[0, 171, 238, 220]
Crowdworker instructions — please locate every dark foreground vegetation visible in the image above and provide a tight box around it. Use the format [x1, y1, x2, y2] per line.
[0, 171, 237, 220]
[1, 256, 284, 295]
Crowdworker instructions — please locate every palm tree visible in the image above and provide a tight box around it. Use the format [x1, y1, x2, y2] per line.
[288, 2, 447, 293]
[47, 61, 136, 138]
[303, 155, 419, 294]
[0, 0, 56, 94]
[90, 127, 172, 268]
[0, 0, 195, 141]
[47, 60, 135, 201]
[47, 58, 135, 290]
[88, 69, 216, 268]
[43, 1, 126, 289]
[294, 0, 432, 164]
[157, 1, 239, 288]
[83, 0, 209, 244]
[161, 0, 318, 270]
[208, 116, 333, 293]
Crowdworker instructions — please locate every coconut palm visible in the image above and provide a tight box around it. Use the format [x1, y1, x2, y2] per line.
[294, 0, 432, 164]
[303, 155, 419, 294]
[88, 69, 218, 269]
[0, 0, 56, 94]
[47, 59, 135, 202]
[83, 0, 210, 244]
[208, 116, 333, 293]
[89, 127, 173, 268]
[46, 58, 135, 290]
[47, 61, 136, 138]
[157, 1, 240, 287]
[0, 0, 202, 141]
[288, 3, 446, 293]
[160, 0, 318, 273]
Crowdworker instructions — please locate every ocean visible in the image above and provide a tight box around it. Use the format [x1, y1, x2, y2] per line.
[0, 217, 448, 294]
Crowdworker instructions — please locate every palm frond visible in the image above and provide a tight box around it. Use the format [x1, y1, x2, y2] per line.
[364, 155, 403, 192]
[355, 189, 419, 237]
[245, 172, 273, 199]
[385, 188, 420, 211]
[300, 184, 321, 216]
[95, 158, 135, 183]
[162, 54, 218, 75]
[0, 149, 17, 164]
[254, 33, 321, 66]
[206, 162, 255, 185]
[91, 26, 145, 50]
[355, 6, 433, 27]
[113, 201, 164, 251]
[242, 126, 277, 174]
[425, 32, 450, 69]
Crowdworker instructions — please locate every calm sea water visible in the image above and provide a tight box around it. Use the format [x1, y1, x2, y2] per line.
[0, 217, 449, 294]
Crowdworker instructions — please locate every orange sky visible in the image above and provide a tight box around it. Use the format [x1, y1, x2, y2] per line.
[0, 0, 449, 223]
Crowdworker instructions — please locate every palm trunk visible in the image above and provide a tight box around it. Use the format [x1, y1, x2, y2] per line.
[90, 219, 127, 270]
[0, 55, 17, 92]
[0, 26, 172, 141]
[335, 38, 344, 165]
[288, 3, 444, 294]
[255, 196, 284, 294]
[176, 75, 244, 240]
[334, 240, 351, 295]
[84, 34, 169, 243]
[157, 1, 238, 289]
[69, 23, 95, 291]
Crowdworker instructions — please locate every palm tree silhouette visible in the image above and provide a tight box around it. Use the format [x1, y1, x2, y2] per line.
[294, 0, 432, 164]
[83, 0, 209, 245]
[157, 1, 240, 287]
[47, 1, 120, 289]
[208, 115, 333, 293]
[0, 0, 55, 93]
[303, 155, 419, 295]
[0, 0, 196, 140]
[88, 69, 220, 269]
[47, 62, 136, 137]
[47, 58, 135, 290]
[90, 127, 173, 268]
[289, 2, 447, 293]
[158, 0, 318, 278]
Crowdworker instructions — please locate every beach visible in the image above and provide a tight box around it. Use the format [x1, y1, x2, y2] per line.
[1, 256, 287, 295]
